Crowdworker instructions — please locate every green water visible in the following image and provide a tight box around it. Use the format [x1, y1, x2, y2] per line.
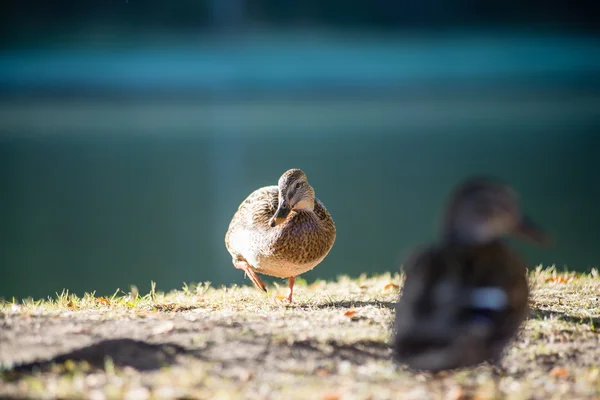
[1, 95, 599, 299]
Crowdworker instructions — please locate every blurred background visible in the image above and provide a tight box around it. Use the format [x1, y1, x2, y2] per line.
[1, 1, 599, 299]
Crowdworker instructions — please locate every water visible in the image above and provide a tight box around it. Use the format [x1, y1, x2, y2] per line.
[2, 32, 599, 94]
[1, 32, 599, 299]
[1, 94, 598, 300]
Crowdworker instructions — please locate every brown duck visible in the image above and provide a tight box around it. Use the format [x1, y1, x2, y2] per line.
[225, 169, 336, 302]
[393, 177, 550, 371]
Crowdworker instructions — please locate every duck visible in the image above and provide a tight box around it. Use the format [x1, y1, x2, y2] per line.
[225, 169, 336, 302]
[393, 176, 551, 372]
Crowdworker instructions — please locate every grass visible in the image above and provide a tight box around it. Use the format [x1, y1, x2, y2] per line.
[1, 267, 599, 400]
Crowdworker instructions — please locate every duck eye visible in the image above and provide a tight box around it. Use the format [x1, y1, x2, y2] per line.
[281, 203, 288, 209]
[295, 183, 301, 190]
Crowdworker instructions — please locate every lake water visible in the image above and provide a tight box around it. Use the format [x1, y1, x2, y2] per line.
[1, 33, 599, 299]
[1, 94, 598, 300]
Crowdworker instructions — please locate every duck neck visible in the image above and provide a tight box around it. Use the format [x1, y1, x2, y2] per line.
[293, 198, 315, 212]
[441, 227, 496, 247]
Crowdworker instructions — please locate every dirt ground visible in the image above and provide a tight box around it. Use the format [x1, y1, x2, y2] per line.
[1, 270, 599, 400]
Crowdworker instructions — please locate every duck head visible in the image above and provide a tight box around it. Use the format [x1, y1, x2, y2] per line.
[442, 177, 551, 246]
[269, 169, 316, 227]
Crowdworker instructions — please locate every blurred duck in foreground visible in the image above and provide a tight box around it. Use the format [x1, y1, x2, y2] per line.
[393, 177, 551, 371]
[225, 169, 336, 302]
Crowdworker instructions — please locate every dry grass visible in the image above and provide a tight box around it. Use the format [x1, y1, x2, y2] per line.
[1, 267, 599, 400]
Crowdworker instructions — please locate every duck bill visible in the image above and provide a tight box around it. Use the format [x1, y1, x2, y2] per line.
[269, 202, 291, 227]
[513, 215, 552, 246]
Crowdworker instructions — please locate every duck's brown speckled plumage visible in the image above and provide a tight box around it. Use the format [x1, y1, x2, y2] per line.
[393, 177, 549, 372]
[395, 242, 529, 370]
[225, 185, 336, 276]
[224, 169, 336, 300]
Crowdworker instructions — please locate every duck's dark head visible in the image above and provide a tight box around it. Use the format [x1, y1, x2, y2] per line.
[442, 177, 551, 246]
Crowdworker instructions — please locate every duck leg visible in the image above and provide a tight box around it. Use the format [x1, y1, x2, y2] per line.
[234, 261, 267, 292]
[287, 276, 296, 302]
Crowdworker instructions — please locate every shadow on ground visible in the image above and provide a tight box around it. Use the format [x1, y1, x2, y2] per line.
[530, 309, 600, 327]
[7, 333, 391, 376]
[11, 339, 200, 373]
[307, 300, 396, 310]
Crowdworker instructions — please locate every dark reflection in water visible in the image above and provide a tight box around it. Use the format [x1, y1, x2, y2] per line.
[0, 96, 599, 299]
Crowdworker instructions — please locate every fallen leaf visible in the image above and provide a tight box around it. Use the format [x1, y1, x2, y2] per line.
[275, 293, 287, 301]
[239, 369, 253, 382]
[549, 366, 569, 379]
[96, 297, 110, 306]
[384, 283, 400, 290]
[309, 281, 326, 290]
[66, 301, 78, 310]
[315, 368, 329, 377]
[445, 386, 465, 400]
[344, 311, 356, 317]
[545, 276, 569, 284]
[322, 393, 340, 400]
[472, 384, 497, 400]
